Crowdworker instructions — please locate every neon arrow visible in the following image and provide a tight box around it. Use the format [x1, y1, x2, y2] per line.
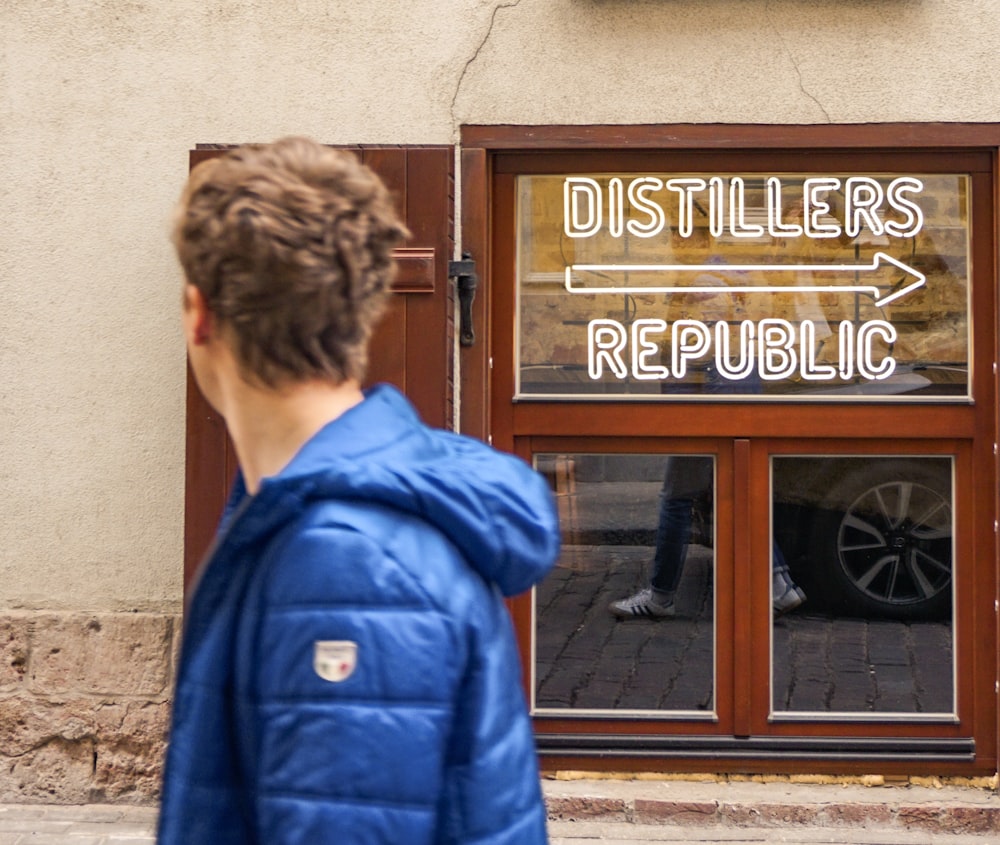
[565, 252, 925, 307]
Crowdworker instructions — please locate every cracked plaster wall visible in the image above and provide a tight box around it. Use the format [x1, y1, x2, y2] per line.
[4, 0, 998, 804]
[3, 0, 1000, 615]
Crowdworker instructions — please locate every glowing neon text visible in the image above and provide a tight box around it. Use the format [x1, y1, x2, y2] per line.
[588, 318, 897, 383]
[565, 176, 924, 241]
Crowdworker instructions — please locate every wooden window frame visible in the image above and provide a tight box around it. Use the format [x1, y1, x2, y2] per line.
[459, 124, 1000, 776]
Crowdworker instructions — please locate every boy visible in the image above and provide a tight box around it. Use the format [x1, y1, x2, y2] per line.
[158, 137, 560, 844]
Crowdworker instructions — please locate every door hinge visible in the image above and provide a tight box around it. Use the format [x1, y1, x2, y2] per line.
[449, 253, 478, 348]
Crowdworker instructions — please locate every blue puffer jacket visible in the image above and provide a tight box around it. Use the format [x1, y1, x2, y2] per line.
[158, 385, 560, 845]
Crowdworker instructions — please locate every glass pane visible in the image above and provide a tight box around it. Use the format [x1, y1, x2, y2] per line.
[517, 174, 970, 401]
[533, 454, 715, 716]
[771, 456, 954, 717]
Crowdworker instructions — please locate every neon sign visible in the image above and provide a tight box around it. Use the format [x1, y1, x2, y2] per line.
[589, 318, 897, 384]
[562, 175, 924, 387]
[568, 253, 924, 308]
[564, 176, 924, 241]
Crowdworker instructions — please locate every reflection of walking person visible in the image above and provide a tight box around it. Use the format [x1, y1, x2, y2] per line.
[608, 456, 807, 619]
[609, 253, 806, 621]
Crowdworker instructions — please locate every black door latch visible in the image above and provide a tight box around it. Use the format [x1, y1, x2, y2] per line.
[449, 252, 478, 347]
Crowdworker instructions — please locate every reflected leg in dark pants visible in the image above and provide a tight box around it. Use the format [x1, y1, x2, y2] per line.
[650, 496, 694, 595]
[609, 456, 806, 619]
[608, 456, 707, 619]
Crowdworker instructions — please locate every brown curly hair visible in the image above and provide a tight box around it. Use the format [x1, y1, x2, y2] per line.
[173, 137, 409, 387]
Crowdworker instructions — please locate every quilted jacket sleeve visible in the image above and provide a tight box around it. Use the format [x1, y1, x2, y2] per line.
[235, 515, 547, 845]
[433, 580, 549, 845]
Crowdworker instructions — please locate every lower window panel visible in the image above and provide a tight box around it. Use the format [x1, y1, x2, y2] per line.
[771, 456, 955, 719]
[533, 453, 716, 718]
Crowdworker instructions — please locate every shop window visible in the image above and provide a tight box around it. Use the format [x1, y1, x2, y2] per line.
[473, 127, 998, 775]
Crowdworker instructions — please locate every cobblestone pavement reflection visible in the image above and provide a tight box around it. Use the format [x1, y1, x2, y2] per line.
[536, 545, 714, 712]
[773, 612, 952, 714]
[535, 537, 952, 716]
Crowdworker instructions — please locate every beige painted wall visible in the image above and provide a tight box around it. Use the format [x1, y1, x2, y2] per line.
[3, 0, 999, 612]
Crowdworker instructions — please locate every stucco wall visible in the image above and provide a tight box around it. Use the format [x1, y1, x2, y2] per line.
[4, 0, 999, 614]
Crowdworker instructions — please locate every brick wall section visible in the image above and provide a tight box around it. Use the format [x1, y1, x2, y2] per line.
[0, 611, 180, 804]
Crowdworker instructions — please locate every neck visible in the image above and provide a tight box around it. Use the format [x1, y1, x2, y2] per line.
[220, 377, 365, 495]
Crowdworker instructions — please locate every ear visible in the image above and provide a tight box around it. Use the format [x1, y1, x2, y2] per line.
[182, 284, 214, 346]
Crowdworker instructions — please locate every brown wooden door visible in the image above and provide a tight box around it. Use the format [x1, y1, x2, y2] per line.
[183, 145, 454, 587]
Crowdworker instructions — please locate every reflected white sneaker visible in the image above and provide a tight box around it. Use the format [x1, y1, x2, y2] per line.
[609, 588, 676, 619]
[773, 585, 807, 617]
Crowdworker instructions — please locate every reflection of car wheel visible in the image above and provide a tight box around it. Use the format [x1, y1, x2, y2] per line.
[808, 471, 952, 620]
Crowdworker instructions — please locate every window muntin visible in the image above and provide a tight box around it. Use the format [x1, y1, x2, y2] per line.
[516, 174, 970, 401]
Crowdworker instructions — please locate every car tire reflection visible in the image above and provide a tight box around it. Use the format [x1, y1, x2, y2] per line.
[836, 480, 952, 616]
[781, 461, 953, 621]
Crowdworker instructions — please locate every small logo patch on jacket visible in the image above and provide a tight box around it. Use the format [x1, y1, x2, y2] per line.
[313, 640, 358, 683]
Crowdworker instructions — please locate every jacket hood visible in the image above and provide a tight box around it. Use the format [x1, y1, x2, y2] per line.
[243, 384, 560, 597]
